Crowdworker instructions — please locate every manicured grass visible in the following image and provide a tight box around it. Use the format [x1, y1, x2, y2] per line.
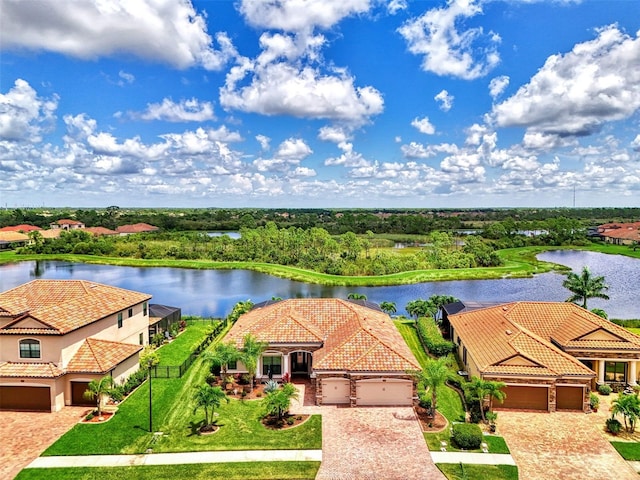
[425, 431, 510, 454]
[16, 462, 320, 480]
[436, 463, 518, 480]
[157, 322, 216, 366]
[611, 441, 640, 460]
[395, 321, 431, 367]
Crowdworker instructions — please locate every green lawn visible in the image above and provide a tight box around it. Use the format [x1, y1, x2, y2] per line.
[425, 431, 510, 454]
[611, 441, 640, 460]
[16, 462, 320, 480]
[436, 463, 518, 480]
[157, 321, 217, 366]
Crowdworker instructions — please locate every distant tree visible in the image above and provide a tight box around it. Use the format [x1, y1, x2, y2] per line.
[406, 299, 432, 319]
[83, 375, 114, 418]
[227, 300, 254, 323]
[563, 266, 609, 309]
[347, 293, 367, 300]
[591, 308, 609, 320]
[379, 301, 397, 315]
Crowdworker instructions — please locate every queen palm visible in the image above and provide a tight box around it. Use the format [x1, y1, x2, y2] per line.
[413, 357, 449, 416]
[241, 333, 268, 392]
[563, 266, 609, 309]
[379, 301, 397, 315]
[485, 380, 506, 412]
[193, 384, 228, 429]
[83, 375, 114, 418]
[204, 341, 240, 380]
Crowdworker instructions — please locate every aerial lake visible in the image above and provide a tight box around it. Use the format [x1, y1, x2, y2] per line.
[0, 250, 638, 319]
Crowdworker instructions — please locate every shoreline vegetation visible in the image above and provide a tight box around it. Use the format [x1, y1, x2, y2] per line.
[0, 244, 637, 287]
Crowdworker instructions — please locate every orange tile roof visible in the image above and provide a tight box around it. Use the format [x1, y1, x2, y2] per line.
[226, 299, 420, 373]
[0, 231, 29, 242]
[0, 362, 64, 378]
[39, 229, 61, 239]
[85, 227, 118, 236]
[52, 219, 84, 225]
[116, 223, 159, 233]
[0, 280, 151, 335]
[66, 338, 142, 373]
[0, 224, 42, 232]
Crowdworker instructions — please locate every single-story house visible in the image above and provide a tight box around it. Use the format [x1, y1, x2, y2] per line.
[116, 223, 159, 235]
[597, 222, 640, 246]
[224, 298, 420, 407]
[0, 280, 152, 411]
[85, 226, 119, 236]
[0, 224, 42, 233]
[446, 301, 640, 412]
[0, 231, 29, 250]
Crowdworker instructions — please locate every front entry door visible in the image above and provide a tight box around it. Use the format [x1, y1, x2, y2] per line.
[291, 352, 310, 374]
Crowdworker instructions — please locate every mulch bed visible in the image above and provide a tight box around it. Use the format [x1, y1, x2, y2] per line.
[81, 411, 114, 423]
[214, 382, 267, 400]
[414, 404, 449, 432]
[261, 413, 310, 430]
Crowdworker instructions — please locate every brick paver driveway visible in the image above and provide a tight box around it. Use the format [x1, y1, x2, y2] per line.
[499, 410, 637, 480]
[0, 407, 86, 480]
[293, 381, 445, 480]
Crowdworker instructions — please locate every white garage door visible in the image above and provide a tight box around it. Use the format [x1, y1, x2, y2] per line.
[321, 378, 350, 404]
[356, 378, 413, 406]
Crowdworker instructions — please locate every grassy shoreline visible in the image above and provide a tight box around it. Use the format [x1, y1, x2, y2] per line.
[0, 244, 636, 287]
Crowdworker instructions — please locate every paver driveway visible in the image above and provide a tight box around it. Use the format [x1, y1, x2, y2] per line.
[499, 410, 637, 480]
[293, 381, 445, 480]
[0, 407, 86, 480]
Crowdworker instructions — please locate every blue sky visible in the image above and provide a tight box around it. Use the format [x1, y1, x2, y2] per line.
[1, 0, 639, 209]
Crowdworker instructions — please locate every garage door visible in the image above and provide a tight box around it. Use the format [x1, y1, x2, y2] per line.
[0, 386, 51, 411]
[556, 386, 584, 410]
[499, 386, 548, 410]
[356, 378, 413, 406]
[71, 382, 94, 406]
[321, 378, 350, 404]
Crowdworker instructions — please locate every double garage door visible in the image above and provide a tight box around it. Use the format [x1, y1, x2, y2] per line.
[498, 385, 584, 411]
[321, 378, 413, 406]
[0, 386, 51, 412]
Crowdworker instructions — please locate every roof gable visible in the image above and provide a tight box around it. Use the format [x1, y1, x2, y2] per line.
[578, 328, 626, 342]
[497, 354, 543, 368]
[66, 338, 142, 373]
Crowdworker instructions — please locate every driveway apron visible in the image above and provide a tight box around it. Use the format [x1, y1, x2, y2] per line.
[498, 410, 637, 480]
[0, 407, 86, 480]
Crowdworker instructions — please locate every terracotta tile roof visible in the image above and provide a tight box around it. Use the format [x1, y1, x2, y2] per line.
[226, 299, 420, 373]
[85, 226, 118, 236]
[450, 303, 595, 379]
[0, 224, 42, 232]
[0, 231, 29, 242]
[66, 338, 142, 373]
[0, 280, 151, 335]
[0, 362, 64, 378]
[116, 223, 159, 234]
[52, 219, 84, 225]
[39, 229, 62, 239]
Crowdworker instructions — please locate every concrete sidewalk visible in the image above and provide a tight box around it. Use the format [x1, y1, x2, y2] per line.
[26, 450, 322, 469]
[430, 451, 516, 465]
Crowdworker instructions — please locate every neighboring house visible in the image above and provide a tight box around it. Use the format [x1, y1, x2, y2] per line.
[224, 298, 420, 407]
[49, 219, 86, 230]
[0, 280, 152, 412]
[116, 223, 159, 235]
[149, 304, 182, 338]
[0, 224, 42, 233]
[0, 231, 29, 250]
[597, 222, 640, 246]
[85, 226, 119, 236]
[446, 301, 640, 412]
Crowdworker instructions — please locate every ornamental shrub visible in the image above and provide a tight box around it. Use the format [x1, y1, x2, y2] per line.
[418, 392, 432, 410]
[452, 423, 483, 450]
[598, 384, 612, 395]
[606, 418, 622, 435]
[416, 317, 454, 357]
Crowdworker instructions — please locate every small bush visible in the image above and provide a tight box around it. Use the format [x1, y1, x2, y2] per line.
[452, 423, 483, 450]
[589, 392, 600, 409]
[286, 417, 294, 425]
[418, 392, 432, 410]
[416, 317, 454, 356]
[264, 380, 279, 394]
[607, 418, 622, 435]
[109, 386, 124, 403]
[85, 412, 94, 421]
[598, 384, 612, 395]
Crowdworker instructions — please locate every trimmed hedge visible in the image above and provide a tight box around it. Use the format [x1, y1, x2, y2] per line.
[452, 423, 483, 450]
[416, 317, 454, 357]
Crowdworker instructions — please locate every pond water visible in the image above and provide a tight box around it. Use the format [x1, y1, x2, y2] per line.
[0, 250, 637, 319]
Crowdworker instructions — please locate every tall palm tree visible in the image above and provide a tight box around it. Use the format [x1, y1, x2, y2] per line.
[192, 384, 228, 428]
[241, 333, 268, 392]
[464, 376, 490, 423]
[485, 380, 506, 412]
[563, 266, 609, 309]
[379, 301, 397, 315]
[413, 357, 449, 416]
[204, 341, 240, 380]
[83, 375, 114, 418]
[406, 299, 432, 319]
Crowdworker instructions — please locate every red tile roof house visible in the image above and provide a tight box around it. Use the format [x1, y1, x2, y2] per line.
[0, 224, 42, 233]
[224, 299, 420, 406]
[116, 223, 159, 235]
[446, 302, 640, 412]
[596, 222, 640, 246]
[49, 219, 86, 230]
[0, 280, 151, 412]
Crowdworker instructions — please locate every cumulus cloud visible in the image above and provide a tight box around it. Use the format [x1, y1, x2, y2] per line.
[492, 25, 640, 137]
[488, 75, 509, 99]
[632, 134, 640, 152]
[387, 0, 408, 14]
[136, 98, 215, 122]
[318, 126, 350, 143]
[324, 141, 369, 167]
[0, 0, 235, 70]
[0, 79, 58, 142]
[411, 116, 435, 135]
[256, 134, 271, 151]
[434, 89, 454, 111]
[398, 0, 500, 79]
[275, 138, 313, 161]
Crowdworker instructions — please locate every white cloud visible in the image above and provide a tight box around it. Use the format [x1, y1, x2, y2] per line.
[492, 25, 640, 136]
[137, 98, 215, 122]
[275, 138, 313, 161]
[401, 142, 433, 159]
[291, 166, 317, 177]
[488, 75, 509, 99]
[398, 0, 500, 80]
[256, 134, 271, 151]
[411, 116, 435, 135]
[632, 135, 640, 152]
[387, 0, 408, 14]
[0, 79, 58, 142]
[0, 0, 235, 70]
[434, 89, 454, 111]
[118, 70, 135, 85]
[324, 141, 370, 167]
[318, 126, 350, 143]
[238, 0, 371, 31]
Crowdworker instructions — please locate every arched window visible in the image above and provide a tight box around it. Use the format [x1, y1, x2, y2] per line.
[19, 339, 41, 359]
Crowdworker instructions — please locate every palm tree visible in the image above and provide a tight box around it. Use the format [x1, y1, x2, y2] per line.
[379, 301, 397, 315]
[413, 357, 449, 416]
[611, 393, 640, 433]
[347, 293, 367, 300]
[563, 266, 609, 309]
[83, 375, 115, 418]
[204, 341, 240, 380]
[464, 376, 490, 423]
[485, 380, 506, 412]
[192, 384, 228, 429]
[406, 299, 432, 319]
[262, 382, 299, 420]
[241, 333, 268, 392]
